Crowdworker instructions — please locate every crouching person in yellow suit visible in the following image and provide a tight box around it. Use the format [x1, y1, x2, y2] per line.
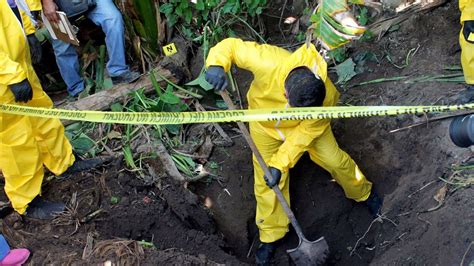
[205, 38, 382, 265]
[1, 0, 100, 220]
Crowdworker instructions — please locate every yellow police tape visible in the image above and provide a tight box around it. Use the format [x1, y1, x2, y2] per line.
[1, 103, 474, 125]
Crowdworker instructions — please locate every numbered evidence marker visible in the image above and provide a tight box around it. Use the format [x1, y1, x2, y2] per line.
[163, 43, 178, 56]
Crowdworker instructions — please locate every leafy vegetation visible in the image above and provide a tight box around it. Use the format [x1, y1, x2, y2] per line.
[307, 0, 380, 50]
[116, 0, 267, 69]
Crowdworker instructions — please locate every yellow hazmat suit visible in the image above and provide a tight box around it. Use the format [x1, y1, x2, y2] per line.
[206, 38, 372, 243]
[0, 1, 75, 214]
[460, 0, 474, 84]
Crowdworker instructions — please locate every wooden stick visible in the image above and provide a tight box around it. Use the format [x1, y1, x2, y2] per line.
[390, 110, 474, 133]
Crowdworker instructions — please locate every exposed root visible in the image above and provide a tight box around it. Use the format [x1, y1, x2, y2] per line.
[461, 241, 474, 266]
[85, 238, 145, 265]
[52, 192, 81, 236]
[350, 214, 398, 256]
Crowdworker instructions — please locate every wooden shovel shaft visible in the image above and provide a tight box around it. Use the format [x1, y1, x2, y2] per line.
[220, 91, 306, 240]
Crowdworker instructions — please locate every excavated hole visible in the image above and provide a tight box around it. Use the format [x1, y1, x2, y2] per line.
[191, 118, 392, 265]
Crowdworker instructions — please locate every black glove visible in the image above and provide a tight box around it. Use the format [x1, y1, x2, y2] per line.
[263, 167, 282, 188]
[27, 34, 42, 64]
[458, 85, 474, 104]
[463, 20, 474, 43]
[31, 11, 40, 20]
[9, 79, 33, 103]
[205, 66, 228, 91]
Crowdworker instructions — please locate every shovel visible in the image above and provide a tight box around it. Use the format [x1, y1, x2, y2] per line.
[219, 91, 329, 265]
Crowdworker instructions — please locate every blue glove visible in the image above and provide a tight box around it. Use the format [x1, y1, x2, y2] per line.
[463, 21, 474, 43]
[263, 167, 282, 188]
[205, 66, 228, 91]
[9, 79, 33, 103]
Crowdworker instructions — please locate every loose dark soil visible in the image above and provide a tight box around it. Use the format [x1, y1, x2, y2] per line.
[1, 1, 473, 265]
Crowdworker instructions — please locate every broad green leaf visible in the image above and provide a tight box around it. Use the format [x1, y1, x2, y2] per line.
[133, 0, 158, 52]
[65, 123, 82, 132]
[309, 0, 367, 50]
[185, 71, 214, 91]
[132, 19, 148, 39]
[150, 71, 163, 96]
[110, 103, 123, 112]
[357, 7, 369, 26]
[195, 0, 205, 10]
[160, 3, 174, 15]
[328, 47, 348, 63]
[215, 100, 228, 109]
[103, 78, 113, 90]
[164, 124, 180, 135]
[34, 27, 50, 43]
[71, 133, 96, 155]
[160, 88, 181, 104]
[334, 58, 357, 84]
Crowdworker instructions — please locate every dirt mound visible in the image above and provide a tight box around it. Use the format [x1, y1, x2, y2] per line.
[0, 161, 240, 265]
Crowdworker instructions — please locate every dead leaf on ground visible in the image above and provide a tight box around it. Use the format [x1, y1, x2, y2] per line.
[107, 130, 122, 140]
[195, 135, 214, 163]
[426, 184, 447, 212]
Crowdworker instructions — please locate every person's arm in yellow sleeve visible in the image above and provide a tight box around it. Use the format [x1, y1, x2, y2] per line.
[20, 9, 36, 35]
[268, 119, 330, 172]
[460, 0, 474, 22]
[0, 49, 34, 103]
[206, 37, 286, 75]
[0, 50, 27, 86]
[26, 0, 42, 11]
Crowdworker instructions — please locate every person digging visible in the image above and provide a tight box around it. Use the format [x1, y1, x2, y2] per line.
[205, 38, 383, 265]
[1, 0, 103, 220]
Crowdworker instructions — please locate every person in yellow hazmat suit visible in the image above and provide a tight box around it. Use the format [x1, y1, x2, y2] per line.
[205, 38, 382, 265]
[1, 0, 101, 220]
[458, 0, 474, 103]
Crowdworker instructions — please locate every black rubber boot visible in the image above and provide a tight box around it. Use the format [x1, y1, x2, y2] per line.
[111, 71, 141, 85]
[59, 157, 105, 178]
[24, 197, 65, 220]
[256, 242, 276, 266]
[457, 85, 474, 104]
[366, 190, 383, 217]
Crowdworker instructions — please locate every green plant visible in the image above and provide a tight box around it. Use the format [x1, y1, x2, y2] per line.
[328, 47, 348, 63]
[308, 0, 381, 50]
[159, 0, 267, 44]
[118, 0, 163, 64]
[65, 123, 98, 157]
[80, 43, 114, 96]
[356, 6, 369, 26]
[295, 31, 306, 42]
[110, 196, 120, 204]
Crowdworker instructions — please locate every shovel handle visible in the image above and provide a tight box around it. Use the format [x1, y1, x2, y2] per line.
[219, 90, 306, 240]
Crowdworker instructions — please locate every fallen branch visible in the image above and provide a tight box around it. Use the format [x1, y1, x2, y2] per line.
[194, 101, 233, 146]
[154, 140, 187, 182]
[390, 110, 474, 133]
[60, 37, 193, 125]
[140, 140, 208, 183]
[59, 67, 179, 126]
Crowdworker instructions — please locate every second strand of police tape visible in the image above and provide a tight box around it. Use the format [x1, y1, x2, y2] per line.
[1, 103, 474, 125]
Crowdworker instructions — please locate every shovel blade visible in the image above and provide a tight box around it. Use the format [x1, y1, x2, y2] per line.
[287, 237, 329, 265]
